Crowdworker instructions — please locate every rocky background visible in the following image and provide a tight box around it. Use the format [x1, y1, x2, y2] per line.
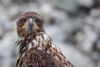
[0, 0, 100, 67]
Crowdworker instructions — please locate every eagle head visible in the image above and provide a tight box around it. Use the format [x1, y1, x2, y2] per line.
[17, 11, 44, 37]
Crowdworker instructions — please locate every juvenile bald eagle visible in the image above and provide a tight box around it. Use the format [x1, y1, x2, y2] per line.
[16, 11, 74, 67]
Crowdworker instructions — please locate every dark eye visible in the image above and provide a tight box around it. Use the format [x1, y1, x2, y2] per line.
[35, 19, 38, 22]
[38, 19, 41, 22]
[33, 17, 39, 22]
[22, 19, 26, 22]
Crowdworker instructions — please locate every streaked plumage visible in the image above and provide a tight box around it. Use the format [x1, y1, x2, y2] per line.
[16, 11, 74, 67]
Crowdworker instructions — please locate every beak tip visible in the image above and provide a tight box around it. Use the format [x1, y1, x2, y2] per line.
[29, 23, 33, 31]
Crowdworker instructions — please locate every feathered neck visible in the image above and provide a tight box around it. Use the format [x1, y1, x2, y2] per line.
[17, 32, 53, 54]
[16, 32, 73, 67]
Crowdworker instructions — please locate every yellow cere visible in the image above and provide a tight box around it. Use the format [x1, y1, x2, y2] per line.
[23, 25, 28, 28]
[34, 26, 39, 28]
[23, 21, 28, 28]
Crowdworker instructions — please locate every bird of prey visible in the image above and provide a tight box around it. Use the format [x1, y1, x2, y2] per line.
[16, 11, 74, 67]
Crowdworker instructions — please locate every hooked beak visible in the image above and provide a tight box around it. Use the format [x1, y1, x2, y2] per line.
[28, 18, 39, 32]
[28, 18, 34, 31]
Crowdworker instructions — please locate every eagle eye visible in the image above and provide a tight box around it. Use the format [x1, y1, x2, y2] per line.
[22, 20, 28, 28]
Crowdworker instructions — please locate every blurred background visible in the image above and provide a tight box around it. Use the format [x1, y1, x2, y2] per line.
[0, 0, 100, 67]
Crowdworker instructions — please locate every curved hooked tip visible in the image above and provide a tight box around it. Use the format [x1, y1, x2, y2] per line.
[28, 18, 34, 31]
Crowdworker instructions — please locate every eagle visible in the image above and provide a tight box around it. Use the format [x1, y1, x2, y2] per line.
[16, 11, 74, 67]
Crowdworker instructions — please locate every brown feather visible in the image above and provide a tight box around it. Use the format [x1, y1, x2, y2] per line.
[16, 11, 74, 67]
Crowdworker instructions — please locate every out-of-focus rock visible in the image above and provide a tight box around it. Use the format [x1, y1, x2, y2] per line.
[91, 39, 100, 62]
[40, 3, 52, 14]
[7, 5, 22, 21]
[75, 26, 97, 53]
[90, 8, 100, 18]
[12, 0, 36, 4]
[93, 0, 100, 8]
[55, 0, 79, 14]
[76, 0, 94, 8]
[93, 39, 100, 52]
[91, 52, 100, 61]
[0, 30, 18, 67]
[0, 27, 4, 39]
[0, 0, 12, 6]
[0, 20, 11, 39]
